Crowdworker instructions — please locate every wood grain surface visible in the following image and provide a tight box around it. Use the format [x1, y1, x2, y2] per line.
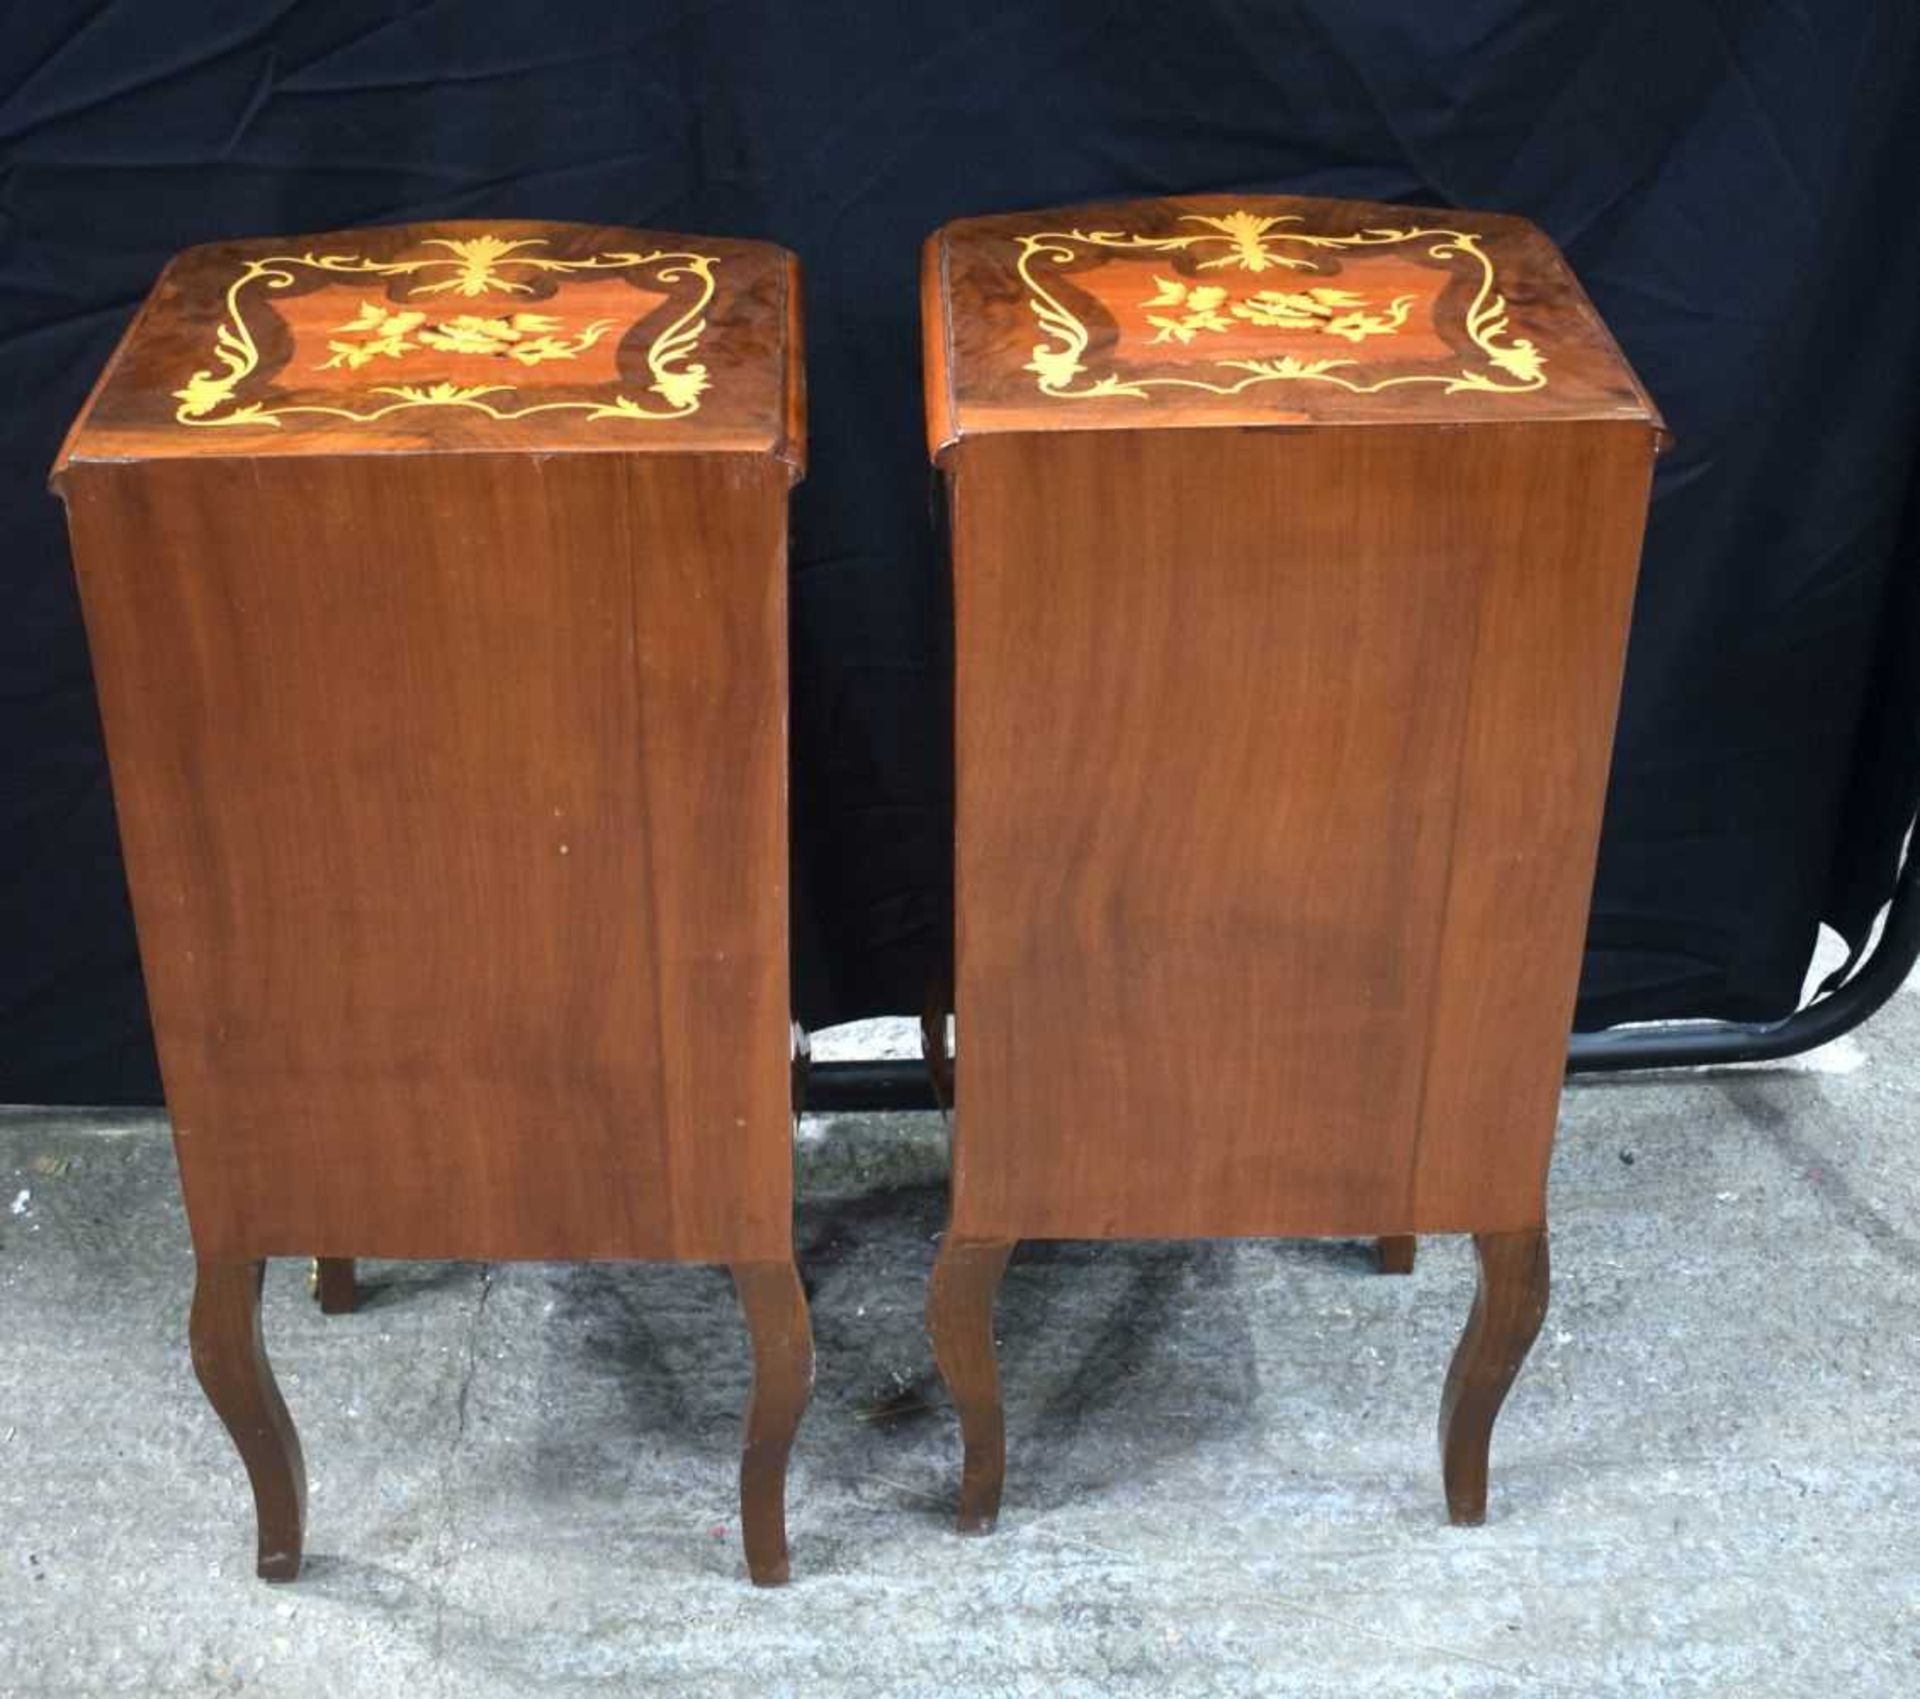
[942, 422, 1654, 1240]
[61, 450, 795, 1263]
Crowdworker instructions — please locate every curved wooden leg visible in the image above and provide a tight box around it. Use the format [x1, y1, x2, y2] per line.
[926, 1236, 1013, 1533]
[1376, 1235, 1417, 1275]
[189, 1259, 307, 1581]
[312, 1257, 358, 1315]
[730, 1260, 814, 1586]
[1440, 1229, 1549, 1526]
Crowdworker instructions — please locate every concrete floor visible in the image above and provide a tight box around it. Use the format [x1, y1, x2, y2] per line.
[5, 993, 1920, 1698]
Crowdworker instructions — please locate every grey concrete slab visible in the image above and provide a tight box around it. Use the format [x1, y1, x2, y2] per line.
[4, 989, 1919, 1697]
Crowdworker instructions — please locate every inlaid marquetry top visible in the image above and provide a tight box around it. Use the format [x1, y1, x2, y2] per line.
[55, 220, 804, 474]
[923, 194, 1663, 454]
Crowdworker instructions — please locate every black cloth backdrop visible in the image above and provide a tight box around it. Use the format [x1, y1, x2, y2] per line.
[3, 3, 1918, 1103]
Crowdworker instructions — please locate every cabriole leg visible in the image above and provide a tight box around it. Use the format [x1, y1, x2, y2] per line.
[189, 1259, 307, 1580]
[926, 1236, 1014, 1533]
[1439, 1229, 1550, 1525]
[730, 1260, 814, 1585]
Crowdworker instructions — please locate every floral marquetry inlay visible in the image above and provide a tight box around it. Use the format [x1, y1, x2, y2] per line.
[170, 233, 720, 429]
[1015, 212, 1548, 405]
[317, 304, 619, 371]
[1140, 278, 1414, 346]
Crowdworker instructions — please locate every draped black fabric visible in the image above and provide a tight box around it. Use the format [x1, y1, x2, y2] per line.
[3, 3, 1917, 1102]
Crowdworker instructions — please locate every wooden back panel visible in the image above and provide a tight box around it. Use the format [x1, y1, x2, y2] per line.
[61, 450, 793, 1263]
[947, 421, 1656, 1240]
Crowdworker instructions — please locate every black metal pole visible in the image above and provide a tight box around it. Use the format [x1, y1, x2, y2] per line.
[801, 1058, 940, 1114]
[1566, 847, 1920, 1072]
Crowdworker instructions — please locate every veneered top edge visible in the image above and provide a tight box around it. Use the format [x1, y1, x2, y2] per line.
[924, 193, 1667, 452]
[55, 219, 805, 478]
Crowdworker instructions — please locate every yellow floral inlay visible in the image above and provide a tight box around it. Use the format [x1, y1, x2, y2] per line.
[171, 235, 717, 429]
[1141, 277, 1413, 345]
[1181, 210, 1308, 274]
[405, 235, 558, 298]
[1142, 279, 1231, 343]
[317, 303, 616, 370]
[1015, 213, 1547, 403]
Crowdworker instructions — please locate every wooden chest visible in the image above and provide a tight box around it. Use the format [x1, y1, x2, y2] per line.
[54, 220, 812, 1584]
[921, 194, 1663, 1527]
